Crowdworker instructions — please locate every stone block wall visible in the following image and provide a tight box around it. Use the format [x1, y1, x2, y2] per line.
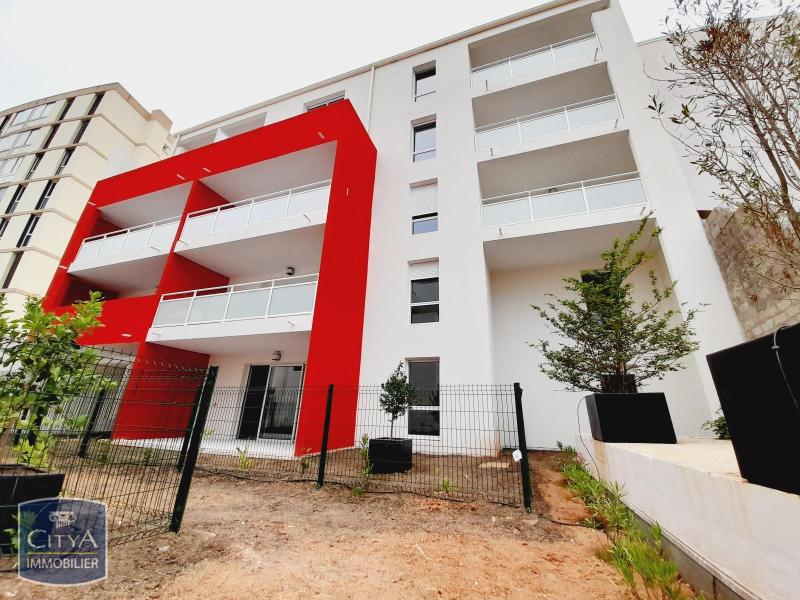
[704, 207, 800, 339]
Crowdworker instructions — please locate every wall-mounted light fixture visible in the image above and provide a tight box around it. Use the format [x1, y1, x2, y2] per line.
[272, 351, 282, 362]
[286, 266, 295, 276]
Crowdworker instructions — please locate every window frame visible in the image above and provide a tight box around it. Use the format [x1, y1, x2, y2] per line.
[55, 148, 74, 175]
[411, 212, 438, 235]
[413, 65, 437, 101]
[412, 120, 437, 162]
[304, 92, 346, 112]
[410, 276, 439, 324]
[406, 359, 440, 436]
[17, 214, 40, 247]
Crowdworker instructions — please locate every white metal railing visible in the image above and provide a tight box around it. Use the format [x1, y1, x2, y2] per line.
[481, 172, 647, 228]
[151, 274, 319, 328]
[181, 180, 332, 239]
[74, 216, 181, 262]
[471, 33, 600, 89]
[475, 95, 620, 152]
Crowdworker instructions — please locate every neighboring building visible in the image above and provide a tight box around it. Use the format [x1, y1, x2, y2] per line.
[0, 84, 176, 314]
[44, 0, 745, 452]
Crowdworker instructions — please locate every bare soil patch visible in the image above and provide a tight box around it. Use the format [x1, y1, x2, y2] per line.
[1, 451, 630, 599]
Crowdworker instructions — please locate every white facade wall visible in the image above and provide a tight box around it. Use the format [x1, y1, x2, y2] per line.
[172, 0, 744, 448]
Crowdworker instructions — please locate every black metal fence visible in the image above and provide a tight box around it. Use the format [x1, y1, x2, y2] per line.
[0, 337, 212, 551]
[1, 332, 533, 556]
[194, 383, 531, 507]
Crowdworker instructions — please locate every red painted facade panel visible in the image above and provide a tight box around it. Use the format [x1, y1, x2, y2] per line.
[42, 101, 377, 452]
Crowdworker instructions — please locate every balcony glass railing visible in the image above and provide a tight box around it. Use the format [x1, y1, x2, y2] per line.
[475, 95, 620, 152]
[180, 180, 331, 240]
[471, 33, 600, 89]
[74, 217, 180, 263]
[152, 274, 318, 328]
[481, 172, 647, 228]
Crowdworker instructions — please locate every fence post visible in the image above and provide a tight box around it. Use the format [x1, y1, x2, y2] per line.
[176, 378, 208, 471]
[315, 384, 335, 489]
[77, 388, 107, 458]
[170, 366, 218, 533]
[513, 382, 533, 513]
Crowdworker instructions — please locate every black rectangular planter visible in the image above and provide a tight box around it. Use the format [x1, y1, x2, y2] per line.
[368, 438, 412, 474]
[707, 323, 800, 495]
[585, 392, 677, 444]
[0, 464, 65, 552]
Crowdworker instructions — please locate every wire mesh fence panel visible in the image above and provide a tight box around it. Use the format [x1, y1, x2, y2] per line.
[191, 385, 328, 483]
[185, 383, 525, 506]
[0, 337, 210, 549]
[321, 385, 524, 505]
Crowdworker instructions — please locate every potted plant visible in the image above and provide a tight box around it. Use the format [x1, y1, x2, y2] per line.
[368, 363, 416, 474]
[532, 218, 701, 443]
[0, 292, 112, 551]
[707, 324, 800, 494]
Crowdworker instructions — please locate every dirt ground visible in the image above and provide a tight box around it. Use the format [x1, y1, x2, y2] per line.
[0, 452, 632, 599]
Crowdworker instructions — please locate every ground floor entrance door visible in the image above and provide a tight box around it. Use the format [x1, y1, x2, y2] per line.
[237, 364, 304, 440]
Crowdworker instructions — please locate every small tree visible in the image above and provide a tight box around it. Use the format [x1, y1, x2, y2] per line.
[0, 291, 114, 465]
[649, 0, 800, 293]
[531, 218, 701, 393]
[379, 363, 416, 438]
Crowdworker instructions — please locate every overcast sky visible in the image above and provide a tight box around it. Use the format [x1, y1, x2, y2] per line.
[0, 0, 683, 131]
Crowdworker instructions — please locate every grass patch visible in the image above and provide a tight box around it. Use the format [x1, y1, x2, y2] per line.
[556, 442, 700, 600]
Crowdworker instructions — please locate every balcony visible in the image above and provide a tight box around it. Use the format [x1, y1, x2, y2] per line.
[67, 217, 181, 294]
[180, 180, 331, 240]
[475, 95, 620, 152]
[74, 217, 180, 262]
[147, 274, 317, 354]
[481, 172, 647, 228]
[471, 33, 600, 89]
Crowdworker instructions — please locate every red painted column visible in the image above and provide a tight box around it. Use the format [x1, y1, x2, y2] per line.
[294, 133, 377, 454]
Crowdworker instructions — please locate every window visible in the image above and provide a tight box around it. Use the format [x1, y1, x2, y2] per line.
[409, 260, 439, 323]
[42, 124, 59, 150]
[412, 120, 436, 161]
[2, 252, 22, 289]
[72, 120, 89, 143]
[411, 181, 438, 234]
[11, 108, 32, 126]
[35, 180, 56, 209]
[0, 157, 22, 176]
[305, 92, 345, 112]
[26, 153, 43, 179]
[58, 98, 74, 121]
[55, 148, 74, 175]
[0, 136, 12, 152]
[414, 65, 436, 100]
[17, 214, 40, 247]
[87, 93, 104, 116]
[6, 185, 26, 213]
[0, 218, 9, 238]
[0, 114, 10, 134]
[407, 359, 440, 436]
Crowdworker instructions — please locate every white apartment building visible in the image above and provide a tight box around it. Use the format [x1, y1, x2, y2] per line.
[48, 0, 745, 451]
[0, 84, 175, 314]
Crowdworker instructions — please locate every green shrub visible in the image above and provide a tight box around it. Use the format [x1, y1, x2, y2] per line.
[702, 410, 730, 440]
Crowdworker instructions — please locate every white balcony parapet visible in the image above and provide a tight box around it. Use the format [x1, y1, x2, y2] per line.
[74, 217, 181, 263]
[152, 274, 319, 328]
[471, 33, 600, 89]
[475, 95, 620, 152]
[481, 172, 647, 228]
[180, 179, 332, 240]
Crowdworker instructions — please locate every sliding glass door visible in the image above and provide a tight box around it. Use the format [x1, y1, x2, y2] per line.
[237, 365, 304, 440]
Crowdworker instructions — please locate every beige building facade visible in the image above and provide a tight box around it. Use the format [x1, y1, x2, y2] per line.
[0, 83, 175, 314]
